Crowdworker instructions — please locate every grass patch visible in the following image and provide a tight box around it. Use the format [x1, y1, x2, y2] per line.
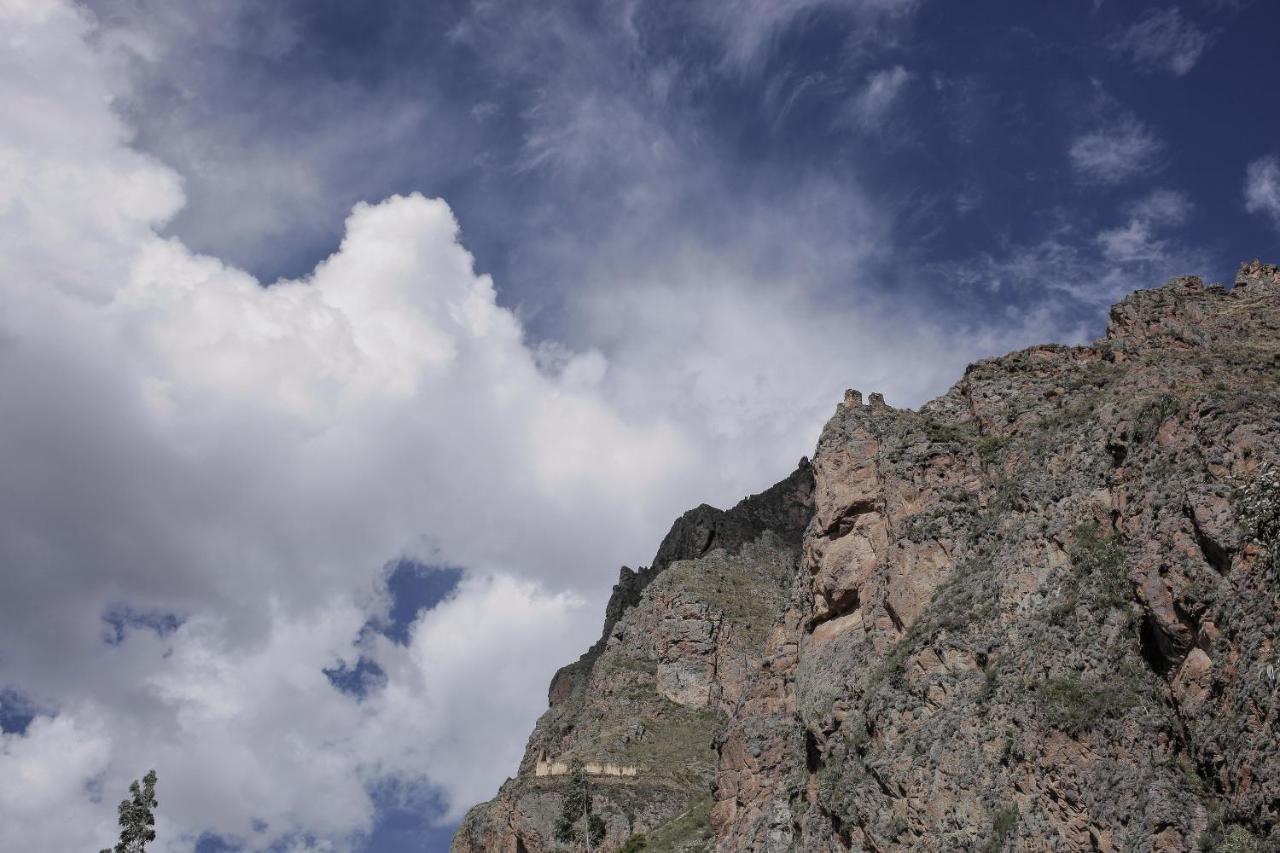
[1239, 462, 1280, 584]
[1199, 821, 1261, 853]
[923, 418, 976, 445]
[1132, 393, 1181, 443]
[620, 704, 722, 780]
[1036, 668, 1142, 736]
[980, 805, 1019, 853]
[977, 434, 1010, 462]
[643, 794, 714, 853]
[1045, 521, 1131, 626]
[1061, 361, 1121, 392]
[619, 833, 649, 852]
[661, 553, 788, 650]
[1035, 397, 1101, 435]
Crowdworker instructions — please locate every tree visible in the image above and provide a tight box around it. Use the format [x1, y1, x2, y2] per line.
[100, 769, 158, 853]
[553, 764, 606, 851]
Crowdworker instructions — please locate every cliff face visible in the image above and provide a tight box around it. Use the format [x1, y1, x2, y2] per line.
[453, 264, 1280, 852]
[452, 462, 816, 852]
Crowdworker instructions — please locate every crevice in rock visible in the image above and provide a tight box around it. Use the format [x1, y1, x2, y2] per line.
[960, 378, 981, 429]
[700, 527, 717, 556]
[829, 811, 853, 850]
[825, 499, 878, 539]
[1138, 613, 1178, 676]
[807, 589, 861, 633]
[868, 766, 895, 798]
[884, 600, 905, 634]
[1183, 502, 1233, 575]
[1106, 439, 1128, 468]
[829, 587, 860, 615]
[805, 729, 823, 773]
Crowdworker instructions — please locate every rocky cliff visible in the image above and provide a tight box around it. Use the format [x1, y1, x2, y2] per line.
[453, 264, 1280, 852]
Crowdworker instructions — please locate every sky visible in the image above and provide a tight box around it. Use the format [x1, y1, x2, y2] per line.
[1, 0, 1278, 851]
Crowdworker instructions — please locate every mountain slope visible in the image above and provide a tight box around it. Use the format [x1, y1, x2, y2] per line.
[454, 264, 1280, 852]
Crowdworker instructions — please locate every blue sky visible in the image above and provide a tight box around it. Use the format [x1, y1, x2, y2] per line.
[1, 1, 1278, 851]
[104, 0, 1278, 325]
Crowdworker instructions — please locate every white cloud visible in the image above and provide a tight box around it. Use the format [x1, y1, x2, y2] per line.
[848, 65, 911, 130]
[0, 714, 114, 852]
[0, 2, 1082, 850]
[1097, 188, 1192, 262]
[1244, 154, 1280, 229]
[359, 575, 588, 814]
[698, 0, 918, 73]
[1110, 7, 1209, 77]
[1069, 116, 1164, 184]
[0, 3, 697, 848]
[1128, 187, 1193, 226]
[957, 189, 1205, 307]
[79, 0, 482, 276]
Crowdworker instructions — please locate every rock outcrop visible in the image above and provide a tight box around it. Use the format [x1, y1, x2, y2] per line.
[452, 462, 815, 852]
[454, 265, 1280, 852]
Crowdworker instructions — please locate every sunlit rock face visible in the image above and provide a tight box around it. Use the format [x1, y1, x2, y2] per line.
[455, 265, 1280, 852]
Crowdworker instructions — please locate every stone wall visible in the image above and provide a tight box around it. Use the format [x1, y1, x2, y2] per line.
[533, 758, 639, 778]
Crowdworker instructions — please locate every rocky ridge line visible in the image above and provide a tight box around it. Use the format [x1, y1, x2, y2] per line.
[454, 263, 1280, 852]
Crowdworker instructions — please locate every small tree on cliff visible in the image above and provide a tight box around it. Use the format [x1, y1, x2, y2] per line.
[99, 769, 158, 853]
[553, 764, 606, 851]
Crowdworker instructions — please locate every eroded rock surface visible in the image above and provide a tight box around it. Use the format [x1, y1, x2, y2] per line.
[454, 265, 1280, 852]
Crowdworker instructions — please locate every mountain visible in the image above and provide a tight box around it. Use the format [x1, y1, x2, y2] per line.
[453, 263, 1280, 852]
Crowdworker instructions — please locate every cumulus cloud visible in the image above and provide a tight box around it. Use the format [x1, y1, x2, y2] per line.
[0, 1, 1089, 850]
[1244, 154, 1280, 229]
[1109, 7, 1210, 77]
[0, 3, 695, 848]
[79, 0, 487, 278]
[1069, 115, 1164, 184]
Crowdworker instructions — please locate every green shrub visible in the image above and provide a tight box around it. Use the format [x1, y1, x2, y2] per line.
[1239, 463, 1280, 583]
[619, 833, 648, 852]
[980, 805, 1019, 852]
[977, 434, 1010, 462]
[979, 662, 999, 704]
[553, 765, 606, 849]
[1199, 822, 1260, 853]
[923, 419, 974, 445]
[1133, 393, 1181, 443]
[1068, 521, 1130, 611]
[1037, 671, 1139, 735]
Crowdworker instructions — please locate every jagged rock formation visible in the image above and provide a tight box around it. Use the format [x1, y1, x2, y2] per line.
[453, 264, 1280, 852]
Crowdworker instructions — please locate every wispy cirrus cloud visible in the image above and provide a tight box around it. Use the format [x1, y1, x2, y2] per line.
[698, 0, 919, 73]
[1096, 188, 1193, 263]
[1069, 115, 1164, 184]
[1244, 154, 1280, 229]
[954, 186, 1206, 307]
[1109, 7, 1210, 77]
[846, 65, 911, 130]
